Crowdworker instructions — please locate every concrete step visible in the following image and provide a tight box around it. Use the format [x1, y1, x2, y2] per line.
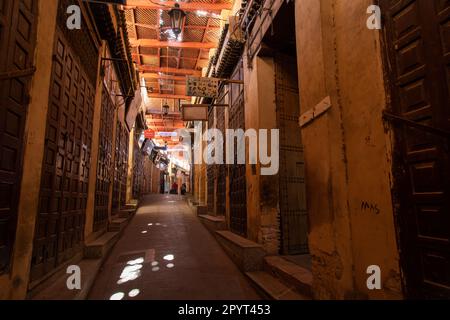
[246, 271, 310, 300]
[32, 258, 103, 300]
[84, 231, 120, 259]
[215, 230, 266, 272]
[108, 218, 128, 232]
[264, 255, 313, 297]
[198, 214, 226, 232]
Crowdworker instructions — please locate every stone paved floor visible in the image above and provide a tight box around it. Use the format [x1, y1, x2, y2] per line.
[88, 194, 260, 300]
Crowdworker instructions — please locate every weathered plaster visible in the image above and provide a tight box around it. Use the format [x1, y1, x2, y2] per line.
[295, 0, 402, 299]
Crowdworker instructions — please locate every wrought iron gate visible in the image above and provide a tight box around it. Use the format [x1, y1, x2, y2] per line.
[381, 0, 450, 299]
[228, 60, 247, 236]
[0, 0, 38, 273]
[31, 3, 98, 280]
[274, 53, 308, 255]
[93, 85, 114, 231]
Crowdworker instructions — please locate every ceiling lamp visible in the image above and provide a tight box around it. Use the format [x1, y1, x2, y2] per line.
[168, 3, 186, 37]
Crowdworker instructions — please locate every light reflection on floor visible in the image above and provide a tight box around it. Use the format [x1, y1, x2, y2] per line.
[128, 289, 140, 297]
[109, 252, 176, 300]
[109, 292, 125, 300]
[117, 263, 143, 285]
[107, 207, 179, 300]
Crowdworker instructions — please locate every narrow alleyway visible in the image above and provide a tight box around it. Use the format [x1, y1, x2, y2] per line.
[88, 195, 260, 300]
[1, 0, 449, 302]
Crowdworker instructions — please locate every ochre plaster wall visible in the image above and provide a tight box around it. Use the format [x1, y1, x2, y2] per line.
[295, 0, 402, 299]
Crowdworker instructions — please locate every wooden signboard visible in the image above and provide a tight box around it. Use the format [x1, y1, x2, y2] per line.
[181, 104, 209, 121]
[186, 76, 220, 98]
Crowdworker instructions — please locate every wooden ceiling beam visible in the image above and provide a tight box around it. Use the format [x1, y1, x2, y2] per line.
[130, 23, 220, 31]
[124, 1, 232, 11]
[133, 53, 209, 62]
[139, 66, 201, 76]
[148, 93, 192, 100]
[141, 73, 186, 81]
[130, 39, 217, 49]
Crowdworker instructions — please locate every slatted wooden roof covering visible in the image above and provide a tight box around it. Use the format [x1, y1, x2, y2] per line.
[124, 0, 232, 100]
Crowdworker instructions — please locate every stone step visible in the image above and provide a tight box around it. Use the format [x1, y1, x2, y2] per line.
[32, 258, 103, 300]
[118, 208, 136, 219]
[215, 230, 266, 272]
[84, 231, 120, 259]
[198, 214, 226, 232]
[187, 197, 198, 207]
[263, 255, 313, 297]
[123, 203, 138, 210]
[196, 205, 208, 215]
[108, 218, 128, 232]
[246, 271, 310, 300]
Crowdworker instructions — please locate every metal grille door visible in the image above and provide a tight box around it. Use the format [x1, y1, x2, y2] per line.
[0, 0, 38, 273]
[274, 53, 308, 255]
[93, 86, 114, 231]
[31, 26, 96, 281]
[381, 0, 450, 298]
[228, 61, 247, 236]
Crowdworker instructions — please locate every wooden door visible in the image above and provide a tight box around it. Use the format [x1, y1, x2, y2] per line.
[207, 107, 215, 214]
[120, 125, 129, 207]
[132, 141, 143, 199]
[0, 0, 38, 274]
[31, 24, 97, 281]
[112, 121, 121, 211]
[93, 86, 114, 231]
[381, 0, 450, 298]
[228, 61, 247, 236]
[274, 53, 308, 255]
[216, 98, 227, 216]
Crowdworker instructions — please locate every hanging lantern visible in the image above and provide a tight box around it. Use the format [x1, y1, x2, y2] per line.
[162, 104, 170, 116]
[168, 3, 186, 37]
